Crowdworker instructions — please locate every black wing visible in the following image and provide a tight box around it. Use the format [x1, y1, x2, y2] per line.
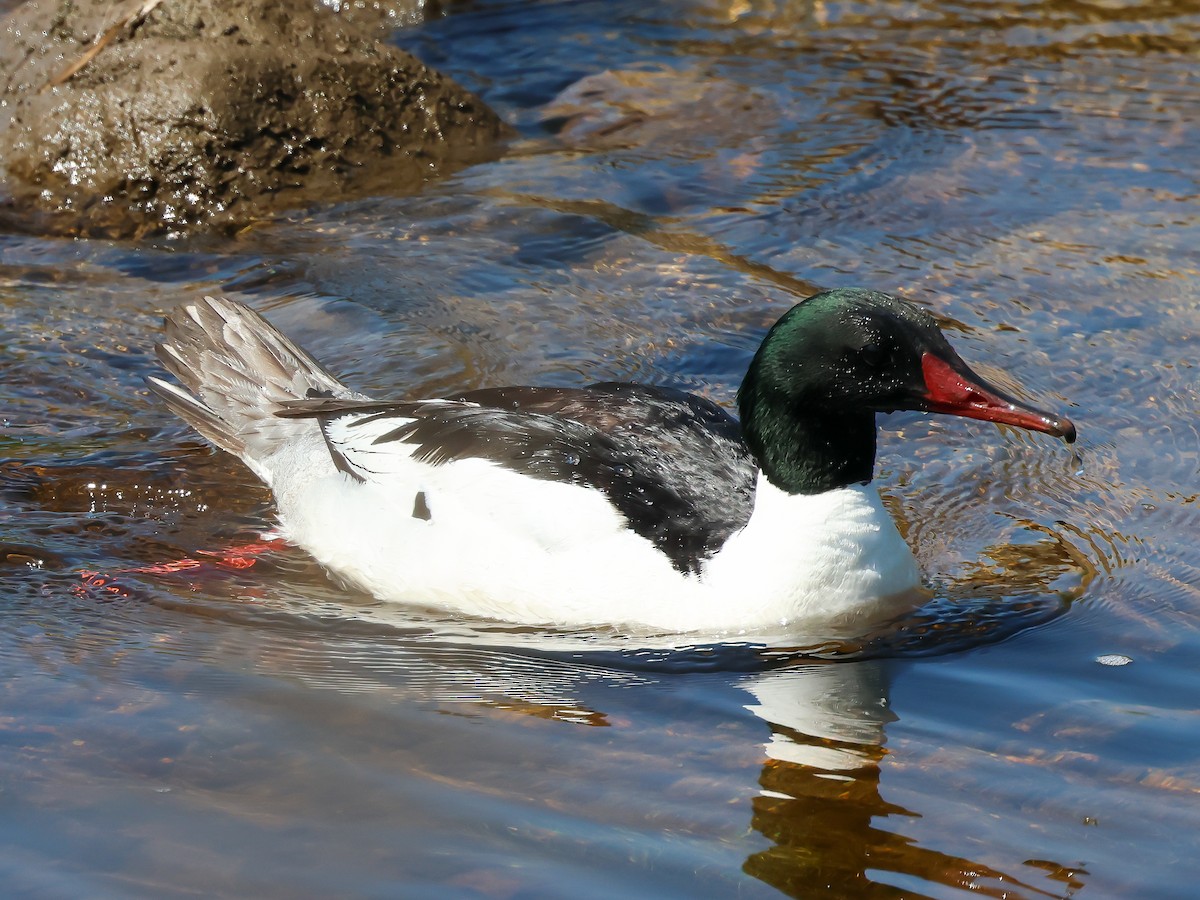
[278, 382, 757, 573]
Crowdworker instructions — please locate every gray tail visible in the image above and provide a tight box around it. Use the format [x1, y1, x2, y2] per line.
[148, 296, 356, 472]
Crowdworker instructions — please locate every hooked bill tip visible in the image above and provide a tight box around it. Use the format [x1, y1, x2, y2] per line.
[1054, 415, 1078, 445]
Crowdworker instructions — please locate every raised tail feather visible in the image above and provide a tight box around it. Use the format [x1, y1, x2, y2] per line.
[148, 296, 361, 479]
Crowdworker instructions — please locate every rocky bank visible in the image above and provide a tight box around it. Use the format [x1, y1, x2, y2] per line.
[0, 0, 511, 236]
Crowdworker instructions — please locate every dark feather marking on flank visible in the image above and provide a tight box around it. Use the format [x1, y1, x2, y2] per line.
[300, 388, 371, 483]
[317, 417, 367, 483]
[412, 491, 432, 521]
[277, 383, 757, 573]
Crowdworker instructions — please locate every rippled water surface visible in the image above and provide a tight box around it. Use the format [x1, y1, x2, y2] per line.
[3, 0, 1200, 896]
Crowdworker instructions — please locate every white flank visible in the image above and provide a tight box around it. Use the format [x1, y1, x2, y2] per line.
[269, 435, 922, 633]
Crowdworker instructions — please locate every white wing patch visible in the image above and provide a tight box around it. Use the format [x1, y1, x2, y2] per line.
[320, 400, 476, 481]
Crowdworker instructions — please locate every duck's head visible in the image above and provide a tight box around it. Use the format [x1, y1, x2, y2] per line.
[737, 289, 1076, 495]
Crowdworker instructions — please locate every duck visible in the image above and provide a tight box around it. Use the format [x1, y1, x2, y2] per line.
[148, 289, 1075, 634]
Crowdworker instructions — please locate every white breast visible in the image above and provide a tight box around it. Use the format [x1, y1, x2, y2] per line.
[700, 473, 922, 631]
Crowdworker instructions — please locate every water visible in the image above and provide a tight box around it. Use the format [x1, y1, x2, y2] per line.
[3, 0, 1199, 896]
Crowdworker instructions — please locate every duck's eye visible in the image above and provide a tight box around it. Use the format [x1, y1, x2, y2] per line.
[859, 341, 886, 369]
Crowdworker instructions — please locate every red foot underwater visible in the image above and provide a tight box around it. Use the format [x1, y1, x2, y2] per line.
[77, 538, 280, 598]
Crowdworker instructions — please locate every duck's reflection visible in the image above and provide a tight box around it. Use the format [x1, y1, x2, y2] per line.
[743, 661, 894, 773]
[739, 661, 1081, 898]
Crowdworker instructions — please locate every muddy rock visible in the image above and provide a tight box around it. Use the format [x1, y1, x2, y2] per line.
[0, 0, 510, 236]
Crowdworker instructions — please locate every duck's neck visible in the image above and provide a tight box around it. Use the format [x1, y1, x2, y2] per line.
[739, 386, 877, 495]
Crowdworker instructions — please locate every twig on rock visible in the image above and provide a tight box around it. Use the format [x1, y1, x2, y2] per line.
[40, 0, 166, 93]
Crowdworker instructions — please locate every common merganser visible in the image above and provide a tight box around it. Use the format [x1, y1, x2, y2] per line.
[148, 290, 1075, 634]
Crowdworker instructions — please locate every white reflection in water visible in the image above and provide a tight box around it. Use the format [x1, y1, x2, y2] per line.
[740, 661, 892, 775]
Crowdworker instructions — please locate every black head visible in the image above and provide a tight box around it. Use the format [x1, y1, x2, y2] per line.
[738, 289, 1076, 494]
